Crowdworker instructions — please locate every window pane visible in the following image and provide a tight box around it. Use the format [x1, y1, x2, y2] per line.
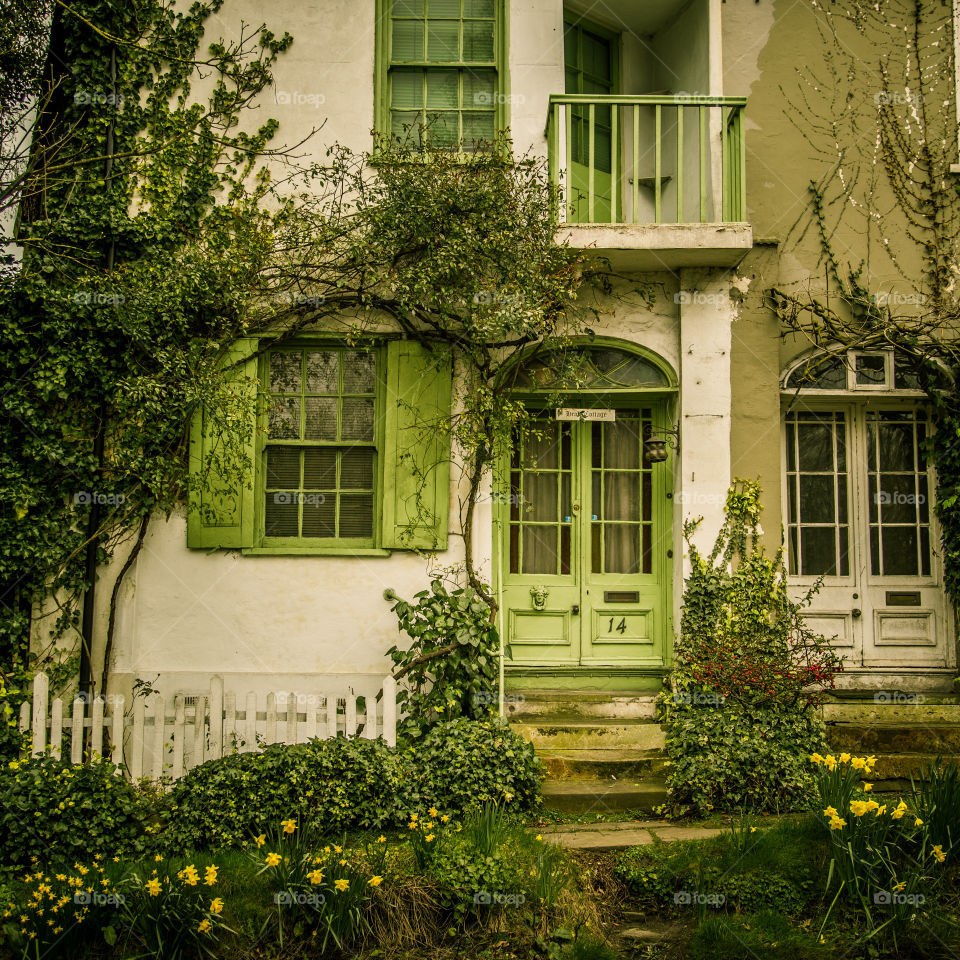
[302, 497, 336, 538]
[463, 19, 494, 60]
[882, 527, 919, 576]
[605, 525, 640, 574]
[855, 354, 886, 385]
[394, 0, 423, 13]
[427, 20, 459, 60]
[268, 398, 300, 439]
[800, 527, 838, 576]
[526, 428, 559, 469]
[522, 526, 558, 575]
[265, 496, 298, 537]
[392, 70, 424, 108]
[465, 0, 494, 15]
[305, 351, 339, 392]
[392, 19, 424, 60]
[526, 473, 557, 522]
[304, 397, 338, 440]
[877, 419, 915, 471]
[392, 110, 420, 138]
[267, 447, 300, 487]
[877, 474, 920, 523]
[796, 421, 834, 471]
[430, 0, 460, 15]
[340, 448, 375, 489]
[462, 69, 495, 108]
[426, 110, 458, 147]
[339, 495, 374, 538]
[462, 111, 494, 144]
[426, 69, 458, 107]
[583, 32, 611, 80]
[798, 474, 836, 524]
[342, 352, 376, 393]
[342, 398, 375, 441]
[604, 474, 640, 522]
[269, 352, 301, 394]
[303, 448, 336, 488]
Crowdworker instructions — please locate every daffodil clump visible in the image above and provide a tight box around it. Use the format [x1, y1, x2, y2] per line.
[407, 806, 458, 869]
[1, 855, 124, 955]
[251, 818, 387, 951]
[120, 856, 229, 957]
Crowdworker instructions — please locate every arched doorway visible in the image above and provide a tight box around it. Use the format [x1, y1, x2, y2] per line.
[495, 341, 676, 683]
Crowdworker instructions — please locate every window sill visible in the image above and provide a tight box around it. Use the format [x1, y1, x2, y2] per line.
[243, 546, 392, 557]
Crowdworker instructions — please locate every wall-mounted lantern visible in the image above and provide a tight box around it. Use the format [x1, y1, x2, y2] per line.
[643, 424, 680, 463]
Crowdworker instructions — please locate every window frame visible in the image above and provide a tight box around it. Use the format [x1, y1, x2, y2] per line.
[246, 341, 391, 557]
[374, 0, 510, 153]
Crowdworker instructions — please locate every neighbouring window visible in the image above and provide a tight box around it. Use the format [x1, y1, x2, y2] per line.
[386, 0, 499, 150]
[264, 347, 378, 543]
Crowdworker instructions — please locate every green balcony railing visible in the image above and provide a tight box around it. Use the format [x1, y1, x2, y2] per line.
[546, 95, 747, 226]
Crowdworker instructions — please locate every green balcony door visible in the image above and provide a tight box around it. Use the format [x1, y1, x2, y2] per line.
[499, 407, 670, 671]
[564, 17, 618, 223]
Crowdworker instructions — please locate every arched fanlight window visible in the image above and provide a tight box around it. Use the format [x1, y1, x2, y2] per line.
[512, 346, 669, 390]
[783, 349, 926, 392]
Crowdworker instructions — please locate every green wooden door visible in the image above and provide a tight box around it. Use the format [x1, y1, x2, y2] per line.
[499, 406, 670, 670]
[564, 17, 618, 223]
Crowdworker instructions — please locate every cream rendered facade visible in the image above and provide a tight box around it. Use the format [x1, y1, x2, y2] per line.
[76, 0, 955, 707]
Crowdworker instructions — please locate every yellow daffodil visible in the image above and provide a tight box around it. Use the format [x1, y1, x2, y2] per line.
[829, 816, 846, 830]
[915, 818, 924, 827]
[810, 753, 824, 764]
[334, 879, 350, 893]
[254, 834, 266, 848]
[339, 859, 347, 867]
[850, 757, 866, 771]
[154, 855, 163, 862]
[204, 866, 217, 886]
[428, 807, 439, 818]
[376, 835, 386, 843]
[209, 898, 223, 915]
[863, 783, 873, 792]
[145, 879, 161, 897]
[408, 822, 417, 830]
[750, 826, 757, 833]
[307, 869, 324, 885]
[839, 752, 851, 764]
[265, 853, 282, 867]
[440, 814, 449, 823]
[932, 845, 946, 863]
[893, 882, 906, 893]
[334, 846, 342, 854]
[425, 834, 435, 842]
[823, 806, 838, 818]
[368, 876, 383, 887]
[281, 819, 296, 834]
[197, 919, 212, 934]
[535, 834, 543, 841]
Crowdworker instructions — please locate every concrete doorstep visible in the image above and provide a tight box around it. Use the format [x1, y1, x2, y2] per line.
[532, 820, 728, 851]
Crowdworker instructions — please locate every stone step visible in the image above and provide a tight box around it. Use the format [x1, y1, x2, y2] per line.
[542, 777, 668, 814]
[827, 722, 960, 755]
[856, 753, 945, 782]
[822, 701, 960, 724]
[510, 719, 666, 751]
[504, 690, 657, 722]
[539, 749, 669, 781]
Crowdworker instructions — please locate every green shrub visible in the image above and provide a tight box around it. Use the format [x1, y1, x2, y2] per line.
[166, 736, 410, 850]
[661, 481, 840, 816]
[0, 755, 159, 869]
[410, 717, 543, 814]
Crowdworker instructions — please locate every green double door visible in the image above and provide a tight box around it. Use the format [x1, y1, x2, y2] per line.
[499, 407, 671, 671]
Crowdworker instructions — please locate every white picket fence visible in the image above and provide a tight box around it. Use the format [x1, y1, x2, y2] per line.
[18, 672, 397, 781]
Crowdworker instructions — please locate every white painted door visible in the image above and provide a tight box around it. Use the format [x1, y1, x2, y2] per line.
[783, 402, 949, 669]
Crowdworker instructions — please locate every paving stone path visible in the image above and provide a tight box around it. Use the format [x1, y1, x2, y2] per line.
[532, 819, 729, 850]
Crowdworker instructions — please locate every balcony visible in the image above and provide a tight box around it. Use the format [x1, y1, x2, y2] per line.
[546, 95, 752, 269]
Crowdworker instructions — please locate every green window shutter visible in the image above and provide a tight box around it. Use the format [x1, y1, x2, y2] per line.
[381, 340, 452, 549]
[187, 338, 259, 549]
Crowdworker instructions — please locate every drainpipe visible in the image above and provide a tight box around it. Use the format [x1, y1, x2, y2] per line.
[495, 508, 505, 719]
[78, 45, 117, 701]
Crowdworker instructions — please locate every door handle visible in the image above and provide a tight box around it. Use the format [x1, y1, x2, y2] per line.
[572, 605, 580, 615]
[852, 608, 862, 619]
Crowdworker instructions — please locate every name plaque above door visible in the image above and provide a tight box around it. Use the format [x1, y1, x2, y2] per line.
[555, 408, 616, 422]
